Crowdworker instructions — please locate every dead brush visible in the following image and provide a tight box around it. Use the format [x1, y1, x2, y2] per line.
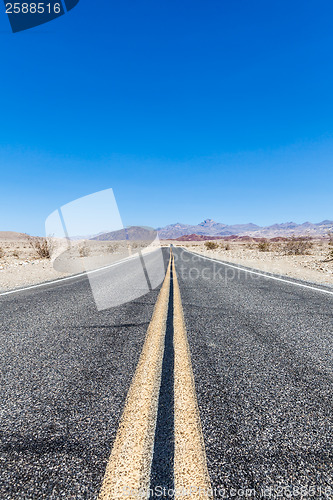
[282, 236, 313, 255]
[326, 249, 333, 261]
[0, 246, 4, 259]
[205, 241, 219, 250]
[79, 244, 89, 258]
[324, 234, 333, 261]
[258, 239, 270, 252]
[107, 243, 119, 253]
[28, 235, 54, 259]
[328, 232, 333, 248]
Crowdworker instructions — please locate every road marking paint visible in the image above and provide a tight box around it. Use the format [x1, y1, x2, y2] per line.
[183, 248, 333, 296]
[98, 254, 172, 500]
[172, 256, 212, 499]
[0, 249, 159, 298]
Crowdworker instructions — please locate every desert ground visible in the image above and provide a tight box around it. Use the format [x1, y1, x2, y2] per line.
[163, 238, 333, 286]
[0, 232, 148, 292]
[0, 232, 332, 291]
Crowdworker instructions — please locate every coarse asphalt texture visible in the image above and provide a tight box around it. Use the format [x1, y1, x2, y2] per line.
[0, 249, 169, 499]
[173, 247, 333, 498]
[1, 245, 333, 499]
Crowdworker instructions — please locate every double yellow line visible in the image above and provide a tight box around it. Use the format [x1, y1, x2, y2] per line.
[98, 251, 211, 499]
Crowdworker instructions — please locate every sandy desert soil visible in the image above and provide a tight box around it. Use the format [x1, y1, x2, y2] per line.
[1, 234, 333, 292]
[164, 240, 333, 287]
[0, 234, 149, 292]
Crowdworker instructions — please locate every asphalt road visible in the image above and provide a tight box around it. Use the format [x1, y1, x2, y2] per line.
[0, 248, 169, 499]
[173, 247, 333, 498]
[1, 245, 333, 499]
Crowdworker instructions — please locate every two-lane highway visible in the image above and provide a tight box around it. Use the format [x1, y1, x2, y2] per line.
[1, 245, 333, 499]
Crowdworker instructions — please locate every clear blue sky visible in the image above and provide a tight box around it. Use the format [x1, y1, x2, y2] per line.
[0, 0, 333, 235]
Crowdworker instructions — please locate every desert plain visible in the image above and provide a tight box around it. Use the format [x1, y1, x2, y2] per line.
[0, 232, 332, 292]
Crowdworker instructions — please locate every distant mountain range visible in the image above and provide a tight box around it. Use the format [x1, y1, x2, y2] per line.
[2, 219, 332, 242]
[157, 219, 333, 239]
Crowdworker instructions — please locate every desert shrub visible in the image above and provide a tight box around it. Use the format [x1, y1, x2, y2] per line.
[224, 243, 231, 251]
[107, 243, 119, 253]
[324, 248, 333, 261]
[205, 241, 218, 250]
[258, 239, 270, 252]
[28, 236, 53, 259]
[79, 244, 89, 257]
[328, 232, 333, 247]
[12, 251, 20, 259]
[0, 247, 4, 259]
[282, 236, 313, 255]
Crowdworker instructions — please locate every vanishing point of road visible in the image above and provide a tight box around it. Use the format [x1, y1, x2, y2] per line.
[1, 247, 333, 499]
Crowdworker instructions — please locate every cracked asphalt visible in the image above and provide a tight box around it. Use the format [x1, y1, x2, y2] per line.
[173, 247, 333, 498]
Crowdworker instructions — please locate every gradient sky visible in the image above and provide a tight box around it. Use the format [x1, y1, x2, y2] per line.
[0, 0, 333, 235]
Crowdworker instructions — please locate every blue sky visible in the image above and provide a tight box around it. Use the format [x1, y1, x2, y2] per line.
[0, 0, 333, 234]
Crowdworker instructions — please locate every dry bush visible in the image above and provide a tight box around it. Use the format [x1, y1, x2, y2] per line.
[28, 236, 53, 259]
[258, 239, 270, 252]
[324, 233, 333, 261]
[224, 242, 231, 251]
[282, 236, 313, 255]
[12, 251, 20, 259]
[205, 241, 219, 250]
[79, 244, 89, 257]
[107, 243, 119, 253]
[0, 247, 4, 259]
[328, 232, 333, 247]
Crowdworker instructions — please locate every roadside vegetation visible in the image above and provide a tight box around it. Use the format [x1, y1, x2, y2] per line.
[107, 243, 119, 253]
[325, 232, 333, 261]
[282, 236, 313, 255]
[258, 239, 270, 252]
[28, 236, 54, 259]
[79, 244, 89, 257]
[204, 241, 219, 250]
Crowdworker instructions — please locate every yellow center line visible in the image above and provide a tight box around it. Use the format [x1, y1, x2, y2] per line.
[98, 254, 172, 500]
[98, 249, 211, 499]
[172, 255, 212, 499]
